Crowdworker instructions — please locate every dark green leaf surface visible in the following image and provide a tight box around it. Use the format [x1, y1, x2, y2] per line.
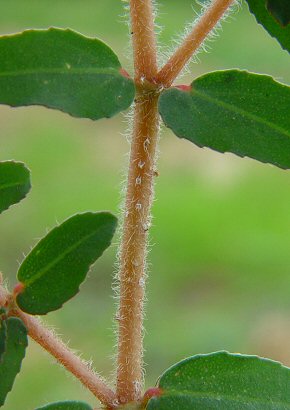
[246, 0, 290, 52]
[36, 401, 93, 410]
[0, 318, 28, 407]
[147, 351, 290, 410]
[267, 0, 290, 27]
[0, 28, 135, 120]
[16, 212, 117, 314]
[0, 320, 6, 362]
[159, 70, 290, 169]
[0, 161, 31, 214]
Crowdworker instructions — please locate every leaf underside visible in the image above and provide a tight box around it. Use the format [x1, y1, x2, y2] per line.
[0, 28, 135, 120]
[147, 351, 290, 410]
[0, 161, 31, 214]
[159, 70, 290, 169]
[16, 212, 117, 315]
[0, 318, 28, 407]
[246, 0, 290, 52]
[36, 401, 93, 410]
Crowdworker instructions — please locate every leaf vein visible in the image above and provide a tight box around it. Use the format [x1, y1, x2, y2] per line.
[23, 224, 109, 287]
[193, 89, 290, 138]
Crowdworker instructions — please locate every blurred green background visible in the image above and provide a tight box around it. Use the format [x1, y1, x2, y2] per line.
[1, 1, 290, 409]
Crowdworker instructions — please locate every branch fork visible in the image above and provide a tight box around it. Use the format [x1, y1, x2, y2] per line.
[0, 0, 235, 408]
[115, 0, 234, 403]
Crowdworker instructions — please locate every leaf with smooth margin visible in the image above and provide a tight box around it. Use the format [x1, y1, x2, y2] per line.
[16, 212, 117, 315]
[0, 318, 28, 406]
[0, 161, 31, 214]
[159, 70, 290, 169]
[0, 28, 135, 120]
[147, 351, 290, 410]
[36, 401, 93, 410]
[266, 0, 290, 27]
[246, 0, 290, 52]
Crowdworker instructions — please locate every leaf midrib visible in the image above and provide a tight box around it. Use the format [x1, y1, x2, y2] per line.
[161, 388, 290, 408]
[193, 88, 290, 139]
[0, 67, 121, 78]
[21, 223, 110, 287]
[0, 180, 27, 190]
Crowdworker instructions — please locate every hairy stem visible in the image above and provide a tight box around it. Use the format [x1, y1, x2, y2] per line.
[129, 0, 158, 83]
[116, 91, 160, 404]
[155, 0, 235, 87]
[116, 0, 159, 404]
[0, 287, 117, 409]
[116, 94, 160, 403]
[0, 281, 8, 307]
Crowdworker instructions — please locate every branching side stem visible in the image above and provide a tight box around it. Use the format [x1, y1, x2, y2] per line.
[0, 1, 237, 408]
[116, 0, 236, 405]
[0, 285, 117, 409]
[155, 0, 235, 87]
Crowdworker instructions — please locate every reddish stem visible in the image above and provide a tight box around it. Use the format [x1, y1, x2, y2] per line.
[0, 285, 117, 409]
[155, 0, 235, 87]
[116, 0, 159, 404]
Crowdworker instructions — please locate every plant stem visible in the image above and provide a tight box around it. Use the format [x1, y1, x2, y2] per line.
[116, 0, 159, 403]
[115, 0, 159, 404]
[116, 90, 160, 404]
[129, 0, 158, 83]
[0, 290, 117, 409]
[3, 286, 115, 406]
[155, 0, 235, 87]
[0, 281, 8, 307]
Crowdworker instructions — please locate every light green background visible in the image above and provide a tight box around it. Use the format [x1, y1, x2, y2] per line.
[1, 1, 290, 409]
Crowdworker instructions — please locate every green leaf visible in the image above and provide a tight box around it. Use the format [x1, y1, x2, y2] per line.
[266, 0, 290, 27]
[0, 320, 7, 362]
[0, 28, 135, 120]
[36, 401, 93, 410]
[0, 161, 31, 214]
[159, 70, 290, 169]
[0, 317, 28, 406]
[147, 351, 290, 410]
[246, 0, 290, 52]
[16, 212, 117, 315]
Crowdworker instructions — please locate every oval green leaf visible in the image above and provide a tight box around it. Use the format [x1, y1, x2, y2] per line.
[0, 161, 31, 214]
[266, 0, 290, 27]
[36, 401, 93, 410]
[16, 212, 117, 315]
[0, 317, 28, 406]
[147, 351, 290, 409]
[159, 70, 290, 169]
[0, 28, 135, 120]
[246, 0, 290, 52]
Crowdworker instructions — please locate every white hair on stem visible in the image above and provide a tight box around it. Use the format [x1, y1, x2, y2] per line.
[120, 0, 162, 75]
[160, 0, 241, 83]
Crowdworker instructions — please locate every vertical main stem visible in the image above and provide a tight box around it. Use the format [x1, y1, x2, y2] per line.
[129, 0, 158, 82]
[116, 91, 159, 404]
[116, 0, 158, 404]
